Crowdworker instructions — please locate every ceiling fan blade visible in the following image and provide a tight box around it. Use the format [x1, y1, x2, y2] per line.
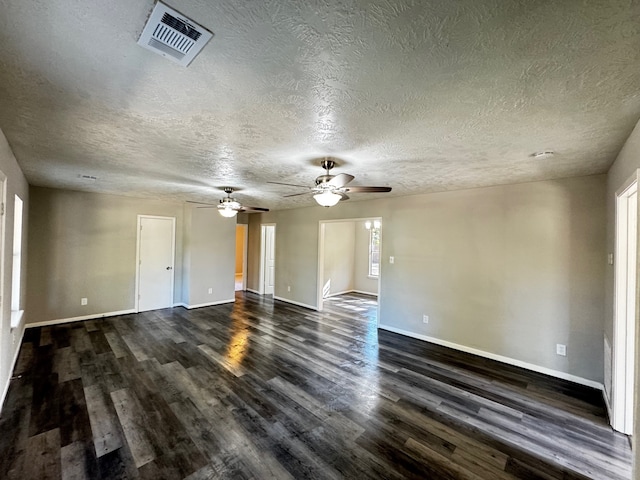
[195, 205, 218, 209]
[267, 181, 310, 189]
[344, 186, 392, 193]
[187, 200, 217, 206]
[327, 173, 354, 188]
[338, 192, 350, 201]
[239, 206, 270, 212]
[283, 191, 312, 198]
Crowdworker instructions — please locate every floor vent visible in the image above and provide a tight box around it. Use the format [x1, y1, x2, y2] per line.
[137, 2, 213, 67]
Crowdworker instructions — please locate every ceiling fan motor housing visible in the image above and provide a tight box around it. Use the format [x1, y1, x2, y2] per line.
[315, 174, 335, 186]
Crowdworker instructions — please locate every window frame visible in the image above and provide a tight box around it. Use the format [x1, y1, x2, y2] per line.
[368, 223, 380, 278]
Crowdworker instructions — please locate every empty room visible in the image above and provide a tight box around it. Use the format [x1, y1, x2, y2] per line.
[0, 1, 639, 479]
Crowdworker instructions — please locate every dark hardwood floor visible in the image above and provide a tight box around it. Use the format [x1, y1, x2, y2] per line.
[0, 291, 631, 479]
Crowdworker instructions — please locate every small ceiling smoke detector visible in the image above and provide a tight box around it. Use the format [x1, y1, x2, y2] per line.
[530, 151, 555, 159]
[137, 2, 213, 67]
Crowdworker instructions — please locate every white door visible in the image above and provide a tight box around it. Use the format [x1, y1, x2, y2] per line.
[612, 180, 637, 434]
[137, 216, 175, 312]
[262, 225, 276, 295]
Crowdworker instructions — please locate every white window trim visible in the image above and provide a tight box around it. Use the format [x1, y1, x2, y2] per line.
[368, 226, 380, 278]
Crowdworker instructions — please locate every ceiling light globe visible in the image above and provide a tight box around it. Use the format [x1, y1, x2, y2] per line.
[218, 207, 238, 218]
[314, 191, 341, 207]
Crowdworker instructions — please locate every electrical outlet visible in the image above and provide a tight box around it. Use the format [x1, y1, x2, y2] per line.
[81, 297, 88, 306]
[287, 285, 291, 292]
[556, 344, 567, 356]
[389, 256, 395, 264]
[423, 315, 429, 324]
[208, 288, 213, 294]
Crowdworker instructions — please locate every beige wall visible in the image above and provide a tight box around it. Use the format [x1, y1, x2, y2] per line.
[0, 128, 30, 410]
[248, 174, 606, 383]
[322, 222, 355, 296]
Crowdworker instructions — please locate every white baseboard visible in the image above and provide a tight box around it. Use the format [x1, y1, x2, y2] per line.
[246, 288, 261, 295]
[378, 324, 604, 391]
[26, 309, 137, 328]
[183, 299, 235, 309]
[1, 326, 26, 413]
[173, 302, 188, 308]
[603, 388, 613, 422]
[325, 289, 378, 298]
[325, 289, 353, 298]
[273, 296, 318, 311]
[351, 290, 378, 297]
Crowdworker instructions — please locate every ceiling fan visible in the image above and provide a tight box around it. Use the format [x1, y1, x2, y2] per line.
[187, 187, 269, 218]
[269, 159, 392, 207]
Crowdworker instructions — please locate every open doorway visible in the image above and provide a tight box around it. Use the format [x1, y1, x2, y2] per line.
[317, 218, 381, 324]
[612, 174, 638, 435]
[235, 225, 247, 291]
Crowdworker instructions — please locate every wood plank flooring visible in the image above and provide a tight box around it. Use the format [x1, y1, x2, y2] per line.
[0, 291, 631, 479]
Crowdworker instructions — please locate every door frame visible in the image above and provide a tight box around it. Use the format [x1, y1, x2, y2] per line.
[316, 217, 382, 325]
[135, 215, 176, 312]
[612, 171, 639, 434]
[0, 171, 6, 378]
[259, 224, 276, 295]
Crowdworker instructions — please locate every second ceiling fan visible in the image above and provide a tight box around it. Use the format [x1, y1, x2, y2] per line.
[269, 159, 392, 207]
[188, 187, 269, 218]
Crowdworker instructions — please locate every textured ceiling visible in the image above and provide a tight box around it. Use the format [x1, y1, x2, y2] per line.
[0, 0, 638, 210]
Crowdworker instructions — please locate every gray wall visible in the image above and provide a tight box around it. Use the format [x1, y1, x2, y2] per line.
[26, 188, 236, 324]
[183, 206, 236, 306]
[248, 174, 606, 383]
[0, 128, 30, 409]
[27, 187, 185, 321]
[323, 222, 355, 296]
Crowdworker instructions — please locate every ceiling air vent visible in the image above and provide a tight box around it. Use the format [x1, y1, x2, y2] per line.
[137, 2, 213, 67]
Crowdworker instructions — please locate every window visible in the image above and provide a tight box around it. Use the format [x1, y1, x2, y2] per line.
[10, 195, 23, 328]
[366, 220, 381, 277]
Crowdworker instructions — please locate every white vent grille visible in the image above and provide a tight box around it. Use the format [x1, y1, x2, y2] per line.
[137, 2, 213, 67]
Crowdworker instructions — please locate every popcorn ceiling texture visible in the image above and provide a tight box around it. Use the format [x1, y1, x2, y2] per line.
[0, 0, 638, 210]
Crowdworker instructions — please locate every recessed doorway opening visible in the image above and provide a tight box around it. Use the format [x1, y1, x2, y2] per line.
[317, 218, 382, 326]
[235, 224, 247, 292]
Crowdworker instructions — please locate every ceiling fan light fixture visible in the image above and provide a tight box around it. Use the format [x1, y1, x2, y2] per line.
[218, 206, 238, 217]
[314, 191, 341, 207]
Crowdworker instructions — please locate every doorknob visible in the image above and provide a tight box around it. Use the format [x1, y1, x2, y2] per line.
[166, 266, 173, 270]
